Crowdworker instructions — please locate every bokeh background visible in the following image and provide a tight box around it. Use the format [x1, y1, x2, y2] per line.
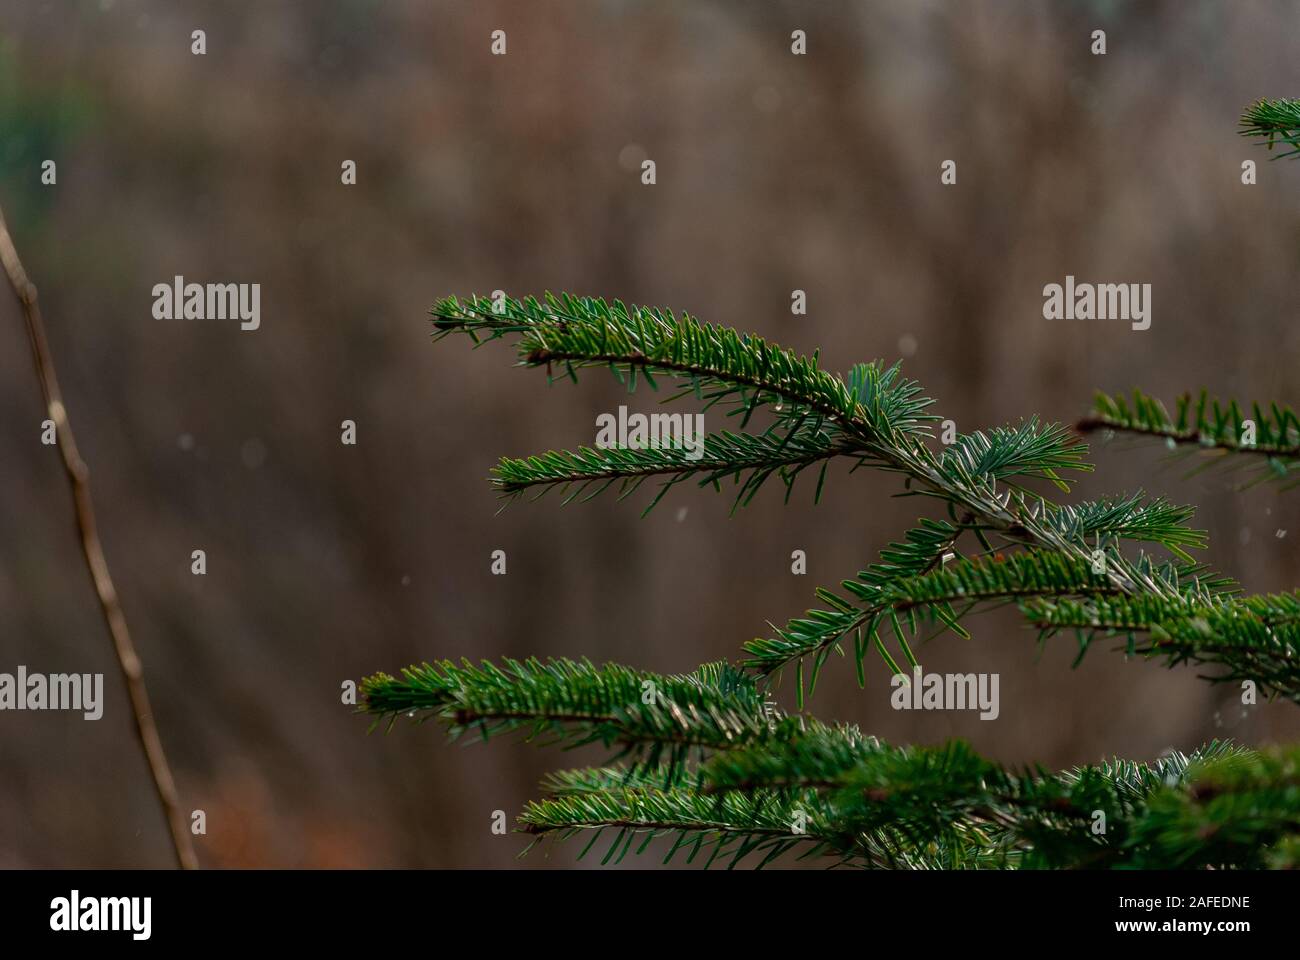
[1, 0, 1298, 868]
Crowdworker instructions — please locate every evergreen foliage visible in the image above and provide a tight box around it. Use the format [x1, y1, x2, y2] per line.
[359, 289, 1300, 869]
[1079, 388, 1300, 487]
[1241, 97, 1300, 159]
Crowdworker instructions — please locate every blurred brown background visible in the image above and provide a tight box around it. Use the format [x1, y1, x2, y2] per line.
[1, 0, 1297, 868]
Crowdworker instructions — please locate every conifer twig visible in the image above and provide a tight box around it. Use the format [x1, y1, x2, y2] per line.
[365, 659, 1290, 869]
[0, 200, 198, 870]
[1078, 388, 1300, 487]
[428, 294, 1216, 692]
[1240, 98, 1300, 159]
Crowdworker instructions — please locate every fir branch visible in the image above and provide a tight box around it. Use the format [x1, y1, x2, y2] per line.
[937, 419, 1090, 493]
[492, 421, 858, 513]
[744, 536, 1219, 686]
[1063, 740, 1249, 805]
[360, 652, 1292, 868]
[433, 294, 1119, 517]
[515, 728, 1275, 868]
[360, 657, 789, 773]
[700, 722, 884, 793]
[524, 763, 987, 868]
[1037, 493, 1206, 556]
[539, 765, 694, 796]
[1079, 388, 1300, 486]
[1125, 744, 1300, 868]
[699, 722, 885, 793]
[432, 292, 936, 450]
[1240, 98, 1300, 159]
[742, 519, 963, 692]
[693, 736, 1265, 869]
[367, 289, 1300, 870]
[803, 469, 1205, 692]
[1021, 592, 1300, 701]
[431, 293, 1211, 693]
[517, 785, 846, 868]
[865, 549, 1162, 612]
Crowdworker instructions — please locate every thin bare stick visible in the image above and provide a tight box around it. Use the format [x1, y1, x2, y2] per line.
[0, 200, 198, 870]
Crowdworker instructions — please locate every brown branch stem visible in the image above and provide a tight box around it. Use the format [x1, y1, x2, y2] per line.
[0, 201, 198, 870]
